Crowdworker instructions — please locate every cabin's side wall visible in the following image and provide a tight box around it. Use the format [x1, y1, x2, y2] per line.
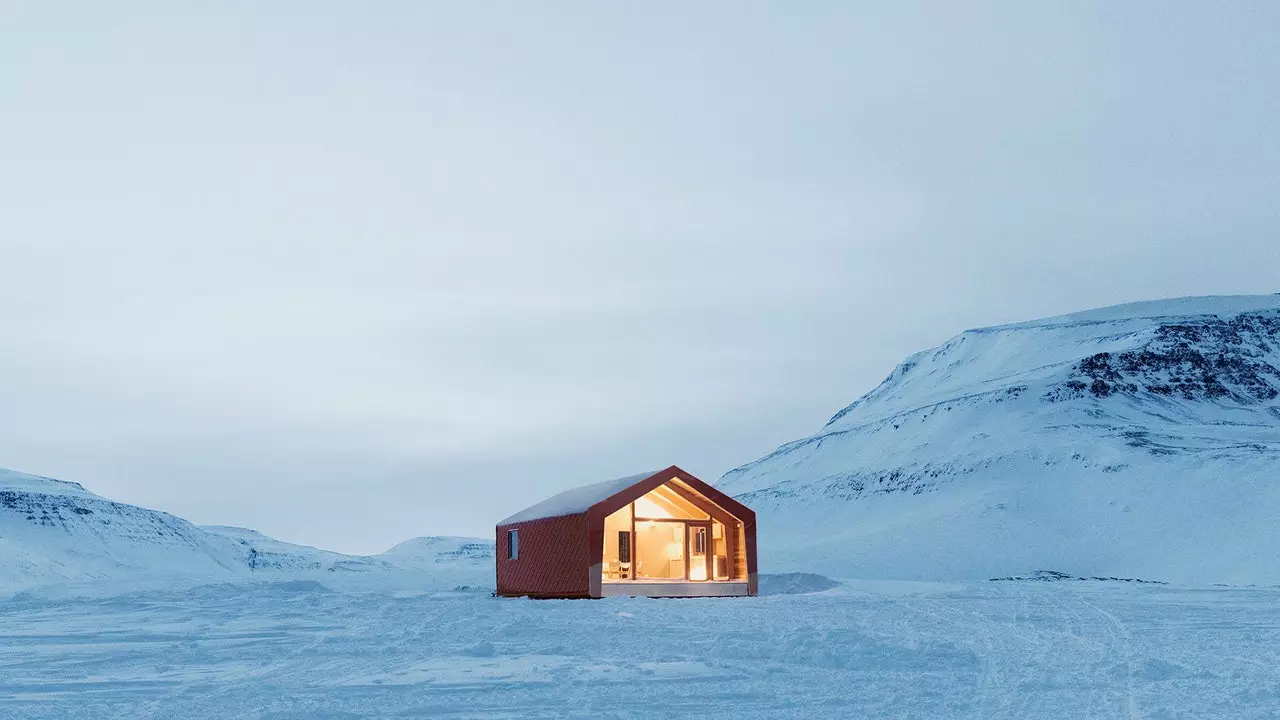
[495, 514, 591, 598]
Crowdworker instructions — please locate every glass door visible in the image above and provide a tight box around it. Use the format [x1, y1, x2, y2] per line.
[688, 523, 710, 581]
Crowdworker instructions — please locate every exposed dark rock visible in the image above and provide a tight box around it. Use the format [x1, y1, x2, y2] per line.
[1047, 311, 1280, 403]
[990, 570, 1167, 584]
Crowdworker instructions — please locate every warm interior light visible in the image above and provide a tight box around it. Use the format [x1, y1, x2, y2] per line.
[633, 495, 672, 518]
[601, 484, 740, 584]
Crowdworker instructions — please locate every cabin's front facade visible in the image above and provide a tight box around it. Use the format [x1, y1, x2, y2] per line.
[495, 466, 757, 599]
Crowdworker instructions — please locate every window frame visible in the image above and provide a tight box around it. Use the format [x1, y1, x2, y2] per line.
[507, 529, 519, 560]
[693, 526, 707, 555]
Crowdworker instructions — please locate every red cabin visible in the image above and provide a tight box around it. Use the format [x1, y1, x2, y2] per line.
[495, 466, 758, 598]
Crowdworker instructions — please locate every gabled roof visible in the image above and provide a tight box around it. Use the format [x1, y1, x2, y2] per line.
[498, 470, 659, 525]
[497, 466, 755, 527]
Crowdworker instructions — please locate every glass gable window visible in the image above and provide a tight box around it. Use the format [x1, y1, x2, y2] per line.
[598, 480, 744, 583]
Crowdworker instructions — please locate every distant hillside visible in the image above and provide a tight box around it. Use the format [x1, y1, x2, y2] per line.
[720, 294, 1280, 584]
[0, 467, 491, 594]
[380, 536, 495, 567]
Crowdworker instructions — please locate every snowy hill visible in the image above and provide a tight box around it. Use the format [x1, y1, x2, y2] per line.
[379, 536, 496, 568]
[200, 526, 393, 574]
[0, 467, 491, 594]
[720, 294, 1280, 584]
[0, 468, 247, 590]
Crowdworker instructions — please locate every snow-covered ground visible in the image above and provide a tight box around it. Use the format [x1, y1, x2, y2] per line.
[2, 579, 1278, 719]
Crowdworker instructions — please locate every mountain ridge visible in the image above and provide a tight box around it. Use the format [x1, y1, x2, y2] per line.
[720, 294, 1280, 584]
[0, 467, 492, 594]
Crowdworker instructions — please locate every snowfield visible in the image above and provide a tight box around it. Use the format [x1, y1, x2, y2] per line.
[2, 579, 1279, 719]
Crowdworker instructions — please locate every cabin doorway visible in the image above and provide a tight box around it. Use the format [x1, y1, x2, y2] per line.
[687, 521, 710, 581]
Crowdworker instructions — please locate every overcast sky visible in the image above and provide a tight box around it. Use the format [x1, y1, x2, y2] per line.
[2, 2, 1277, 554]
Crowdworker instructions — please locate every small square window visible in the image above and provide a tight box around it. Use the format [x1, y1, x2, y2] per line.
[507, 529, 519, 560]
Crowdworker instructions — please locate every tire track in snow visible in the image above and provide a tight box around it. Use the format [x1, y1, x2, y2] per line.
[1078, 595, 1142, 720]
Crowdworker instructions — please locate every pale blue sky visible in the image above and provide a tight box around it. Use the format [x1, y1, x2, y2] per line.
[2, 2, 1277, 553]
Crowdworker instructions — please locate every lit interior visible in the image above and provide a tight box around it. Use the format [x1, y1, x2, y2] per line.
[635, 521, 685, 579]
[632, 485, 709, 520]
[602, 502, 633, 579]
[601, 479, 742, 584]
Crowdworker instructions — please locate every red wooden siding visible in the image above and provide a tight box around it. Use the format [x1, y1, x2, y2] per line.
[495, 514, 591, 598]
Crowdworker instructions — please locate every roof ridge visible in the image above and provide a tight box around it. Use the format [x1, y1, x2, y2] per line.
[496, 469, 662, 525]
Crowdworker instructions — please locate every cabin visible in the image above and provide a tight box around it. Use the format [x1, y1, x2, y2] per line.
[495, 466, 757, 598]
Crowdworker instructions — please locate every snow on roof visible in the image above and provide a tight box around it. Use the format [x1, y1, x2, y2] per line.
[498, 470, 661, 525]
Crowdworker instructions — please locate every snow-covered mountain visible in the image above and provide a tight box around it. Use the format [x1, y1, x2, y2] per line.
[199, 525, 393, 574]
[1, 468, 245, 590]
[0, 467, 491, 594]
[720, 295, 1280, 585]
[379, 536, 495, 569]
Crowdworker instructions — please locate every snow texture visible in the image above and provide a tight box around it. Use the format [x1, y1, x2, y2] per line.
[2, 579, 1278, 719]
[720, 294, 1280, 585]
[497, 469, 658, 525]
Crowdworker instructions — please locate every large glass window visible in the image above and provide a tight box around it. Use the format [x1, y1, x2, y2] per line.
[712, 521, 729, 580]
[598, 481, 744, 583]
[602, 504, 633, 580]
[632, 485, 709, 520]
[635, 521, 685, 579]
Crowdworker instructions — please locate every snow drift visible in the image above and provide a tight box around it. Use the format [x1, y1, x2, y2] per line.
[719, 295, 1280, 584]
